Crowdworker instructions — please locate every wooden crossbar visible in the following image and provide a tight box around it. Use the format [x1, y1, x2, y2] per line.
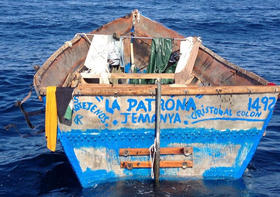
[73, 85, 280, 96]
[82, 73, 175, 79]
[39, 85, 280, 96]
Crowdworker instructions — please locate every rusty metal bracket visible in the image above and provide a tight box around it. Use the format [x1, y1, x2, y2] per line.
[119, 147, 193, 170]
[121, 160, 193, 169]
[119, 147, 193, 156]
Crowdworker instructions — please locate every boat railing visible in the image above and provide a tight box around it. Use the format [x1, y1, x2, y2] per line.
[71, 85, 280, 96]
[81, 73, 175, 80]
[75, 33, 188, 41]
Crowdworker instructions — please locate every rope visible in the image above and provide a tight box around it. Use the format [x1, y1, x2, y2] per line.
[137, 11, 140, 23]
[65, 41, 72, 47]
[20, 87, 32, 105]
[149, 138, 157, 179]
[75, 33, 92, 44]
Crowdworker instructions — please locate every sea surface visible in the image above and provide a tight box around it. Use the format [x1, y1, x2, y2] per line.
[0, 0, 280, 196]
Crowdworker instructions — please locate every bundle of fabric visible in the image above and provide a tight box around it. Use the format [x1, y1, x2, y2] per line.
[45, 87, 74, 152]
[82, 34, 124, 84]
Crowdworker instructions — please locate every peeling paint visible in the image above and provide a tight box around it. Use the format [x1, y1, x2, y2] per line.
[74, 147, 108, 172]
[74, 147, 125, 176]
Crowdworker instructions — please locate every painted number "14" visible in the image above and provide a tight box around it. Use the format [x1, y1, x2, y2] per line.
[248, 96, 276, 111]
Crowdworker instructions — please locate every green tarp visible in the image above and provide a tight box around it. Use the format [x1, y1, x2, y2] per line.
[130, 38, 177, 84]
[148, 38, 172, 73]
[147, 38, 176, 84]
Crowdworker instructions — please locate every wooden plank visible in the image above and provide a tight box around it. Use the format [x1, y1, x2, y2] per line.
[175, 38, 200, 84]
[112, 73, 175, 79]
[81, 73, 175, 79]
[120, 160, 193, 169]
[199, 45, 268, 85]
[71, 85, 280, 96]
[39, 85, 280, 96]
[119, 147, 193, 156]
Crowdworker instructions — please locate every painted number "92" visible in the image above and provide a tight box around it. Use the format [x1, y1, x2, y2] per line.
[248, 96, 276, 111]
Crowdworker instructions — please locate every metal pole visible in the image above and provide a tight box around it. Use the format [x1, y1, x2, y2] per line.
[154, 79, 161, 183]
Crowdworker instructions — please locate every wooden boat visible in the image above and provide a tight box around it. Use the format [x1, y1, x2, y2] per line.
[31, 10, 279, 188]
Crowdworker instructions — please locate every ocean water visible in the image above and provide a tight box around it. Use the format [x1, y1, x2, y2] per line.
[0, 0, 280, 196]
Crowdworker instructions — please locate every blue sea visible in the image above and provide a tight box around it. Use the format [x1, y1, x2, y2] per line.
[0, 0, 280, 196]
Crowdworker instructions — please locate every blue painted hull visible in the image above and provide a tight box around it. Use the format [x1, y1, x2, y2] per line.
[58, 127, 264, 188]
[54, 94, 277, 188]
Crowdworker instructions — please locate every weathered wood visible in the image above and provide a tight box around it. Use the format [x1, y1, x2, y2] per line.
[199, 45, 268, 85]
[119, 147, 193, 156]
[81, 73, 175, 80]
[193, 46, 269, 86]
[184, 74, 195, 85]
[63, 63, 85, 87]
[175, 38, 200, 84]
[39, 85, 280, 96]
[72, 85, 280, 96]
[121, 161, 193, 169]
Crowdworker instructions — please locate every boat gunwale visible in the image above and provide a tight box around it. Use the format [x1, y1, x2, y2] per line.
[34, 40, 273, 97]
[33, 34, 85, 96]
[38, 84, 280, 96]
[34, 11, 276, 99]
[199, 45, 268, 85]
